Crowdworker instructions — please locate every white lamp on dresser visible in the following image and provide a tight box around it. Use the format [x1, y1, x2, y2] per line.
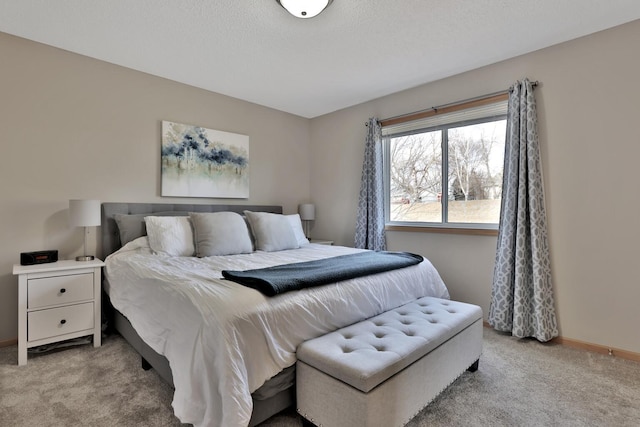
[69, 199, 101, 261]
[298, 203, 315, 239]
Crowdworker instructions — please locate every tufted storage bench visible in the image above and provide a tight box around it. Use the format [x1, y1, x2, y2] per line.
[296, 297, 483, 427]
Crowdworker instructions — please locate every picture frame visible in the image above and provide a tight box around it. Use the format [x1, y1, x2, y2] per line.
[161, 121, 249, 198]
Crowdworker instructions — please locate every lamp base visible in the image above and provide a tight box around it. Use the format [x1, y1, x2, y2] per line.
[76, 255, 95, 261]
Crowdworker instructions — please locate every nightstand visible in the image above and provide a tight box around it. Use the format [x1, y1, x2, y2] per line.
[13, 259, 104, 365]
[310, 239, 334, 245]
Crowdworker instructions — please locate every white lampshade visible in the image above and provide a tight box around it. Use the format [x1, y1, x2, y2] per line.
[69, 199, 100, 261]
[298, 204, 316, 221]
[277, 0, 332, 18]
[69, 199, 101, 227]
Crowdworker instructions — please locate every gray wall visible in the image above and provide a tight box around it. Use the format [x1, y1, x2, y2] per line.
[309, 20, 640, 354]
[0, 32, 311, 342]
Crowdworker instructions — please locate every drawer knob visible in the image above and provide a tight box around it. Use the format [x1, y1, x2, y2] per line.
[60, 319, 67, 325]
[60, 288, 66, 294]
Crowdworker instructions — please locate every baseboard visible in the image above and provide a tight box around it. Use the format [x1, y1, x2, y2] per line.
[0, 338, 17, 348]
[552, 336, 640, 363]
[482, 322, 640, 363]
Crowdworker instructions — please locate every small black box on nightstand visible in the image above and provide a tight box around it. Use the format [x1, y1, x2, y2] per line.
[20, 250, 58, 265]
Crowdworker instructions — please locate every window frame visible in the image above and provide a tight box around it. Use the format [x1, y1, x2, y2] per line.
[383, 105, 507, 234]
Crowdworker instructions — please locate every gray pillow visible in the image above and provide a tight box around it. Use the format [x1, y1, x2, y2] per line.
[244, 211, 299, 252]
[190, 212, 253, 257]
[113, 211, 189, 246]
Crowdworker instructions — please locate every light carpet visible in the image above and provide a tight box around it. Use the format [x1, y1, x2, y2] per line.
[1, 328, 639, 426]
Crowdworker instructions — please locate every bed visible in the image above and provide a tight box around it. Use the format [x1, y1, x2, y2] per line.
[101, 202, 450, 427]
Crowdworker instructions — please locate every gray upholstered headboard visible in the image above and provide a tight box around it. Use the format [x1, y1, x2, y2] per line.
[101, 202, 283, 259]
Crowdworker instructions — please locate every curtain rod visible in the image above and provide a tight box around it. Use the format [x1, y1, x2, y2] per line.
[367, 81, 539, 127]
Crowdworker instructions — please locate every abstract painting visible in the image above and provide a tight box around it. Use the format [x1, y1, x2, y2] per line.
[161, 121, 249, 198]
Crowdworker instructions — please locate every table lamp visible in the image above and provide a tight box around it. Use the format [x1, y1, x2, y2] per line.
[298, 203, 315, 239]
[69, 199, 101, 261]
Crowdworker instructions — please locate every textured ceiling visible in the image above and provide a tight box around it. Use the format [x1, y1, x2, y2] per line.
[1, 1, 640, 118]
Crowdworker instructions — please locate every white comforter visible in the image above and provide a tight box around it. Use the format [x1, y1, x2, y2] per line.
[105, 238, 449, 427]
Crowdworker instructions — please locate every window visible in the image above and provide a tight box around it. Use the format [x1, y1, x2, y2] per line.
[383, 96, 507, 231]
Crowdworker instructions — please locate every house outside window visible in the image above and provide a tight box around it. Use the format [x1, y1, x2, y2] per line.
[382, 97, 508, 231]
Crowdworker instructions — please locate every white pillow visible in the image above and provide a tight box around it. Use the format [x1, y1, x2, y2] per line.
[144, 216, 195, 257]
[244, 211, 299, 252]
[286, 214, 310, 246]
[190, 211, 253, 256]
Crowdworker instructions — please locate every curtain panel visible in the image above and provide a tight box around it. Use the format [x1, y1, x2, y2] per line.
[354, 118, 386, 251]
[489, 79, 558, 342]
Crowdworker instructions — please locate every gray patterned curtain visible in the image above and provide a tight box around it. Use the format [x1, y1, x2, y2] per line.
[354, 118, 386, 250]
[489, 79, 558, 342]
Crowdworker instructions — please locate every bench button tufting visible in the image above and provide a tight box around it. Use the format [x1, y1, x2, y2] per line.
[296, 297, 483, 427]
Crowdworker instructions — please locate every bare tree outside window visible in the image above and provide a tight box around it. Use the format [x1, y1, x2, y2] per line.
[389, 131, 441, 222]
[448, 121, 506, 223]
[387, 118, 506, 226]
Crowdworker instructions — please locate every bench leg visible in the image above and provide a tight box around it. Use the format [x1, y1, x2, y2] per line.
[301, 418, 317, 427]
[141, 356, 152, 371]
[467, 359, 480, 372]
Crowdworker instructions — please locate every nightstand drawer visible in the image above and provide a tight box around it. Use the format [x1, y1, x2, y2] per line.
[28, 302, 94, 341]
[28, 273, 94, 309]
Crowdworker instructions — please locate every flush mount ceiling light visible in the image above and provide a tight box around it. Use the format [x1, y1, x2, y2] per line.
[277, 0, 333, 18]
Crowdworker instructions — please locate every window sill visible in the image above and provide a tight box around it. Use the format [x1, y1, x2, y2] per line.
[385, 224, 498, 236]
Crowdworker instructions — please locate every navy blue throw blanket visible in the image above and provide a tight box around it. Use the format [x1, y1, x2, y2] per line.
[221, 251, 423, 296]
